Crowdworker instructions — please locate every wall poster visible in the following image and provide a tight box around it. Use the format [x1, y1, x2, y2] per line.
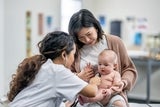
[38, 13, 43, 35]
[26, 11, 32, 57]
[45, 16, 53, 33]
[99, 15, 106, 27]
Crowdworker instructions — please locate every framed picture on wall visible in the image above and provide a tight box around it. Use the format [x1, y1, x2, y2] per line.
[26, 11, 32, 57]
[99, 15, 106, 27]
[38, 13, 44, 36]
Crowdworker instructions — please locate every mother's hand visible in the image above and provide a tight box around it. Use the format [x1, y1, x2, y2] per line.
[111, 81, 124, 93]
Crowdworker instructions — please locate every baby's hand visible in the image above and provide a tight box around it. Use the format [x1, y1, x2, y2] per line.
[79, 63, 95, 82]
[89, 76, 101, 86]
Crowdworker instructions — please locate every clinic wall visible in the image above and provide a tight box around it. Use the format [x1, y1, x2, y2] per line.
[2, 0, 160, 98]
[83, 0, 160, 46]
[3, 0, 60, 95]
[82, 0, 95, 12]
[0, 0, 4, 98]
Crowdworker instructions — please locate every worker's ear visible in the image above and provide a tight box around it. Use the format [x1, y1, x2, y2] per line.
[61, 51, 66, 60]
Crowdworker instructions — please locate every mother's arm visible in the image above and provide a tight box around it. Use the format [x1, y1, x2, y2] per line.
[107, 35, 138, 91]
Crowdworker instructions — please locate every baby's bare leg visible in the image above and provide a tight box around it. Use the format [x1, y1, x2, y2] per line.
[99, 96, 110, 106]
[112, 100, 127, 107]
[108, 95, 127, 107]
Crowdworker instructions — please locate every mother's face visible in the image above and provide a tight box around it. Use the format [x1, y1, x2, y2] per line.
[77, 27, 98, 45]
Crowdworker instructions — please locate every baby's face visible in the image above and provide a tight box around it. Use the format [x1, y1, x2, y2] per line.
[98, 63, 113, 75]
[98, 56, 114, 75]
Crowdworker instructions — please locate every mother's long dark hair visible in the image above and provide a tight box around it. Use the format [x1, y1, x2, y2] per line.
[7, 31, 75, 101]
[68, 9, 104, 49]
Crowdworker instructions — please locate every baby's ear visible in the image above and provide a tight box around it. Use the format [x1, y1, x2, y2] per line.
[92, 64, 98, 73]
[114, 63, 118, 70]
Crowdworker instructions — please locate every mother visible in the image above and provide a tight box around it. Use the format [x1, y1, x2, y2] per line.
[68, 9, 138, 107]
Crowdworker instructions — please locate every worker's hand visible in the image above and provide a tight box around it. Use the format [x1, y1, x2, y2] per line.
[65, 101, 73, 107]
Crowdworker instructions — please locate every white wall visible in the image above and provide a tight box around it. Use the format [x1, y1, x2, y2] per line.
[3, 0, 60, 95]
[82, 0, 94, 11]
[0, 0, 4, 98]
[1, 0, 160, 100]
[82, 0, 160, 47]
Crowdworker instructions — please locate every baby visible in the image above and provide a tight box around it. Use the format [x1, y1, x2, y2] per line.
[79, 49, 125, 107]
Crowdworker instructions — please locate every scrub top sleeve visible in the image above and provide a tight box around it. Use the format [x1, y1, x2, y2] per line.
[55, 68, 88, 101]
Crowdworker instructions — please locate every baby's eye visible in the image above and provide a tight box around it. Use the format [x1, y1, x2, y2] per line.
[104, 64, 109, 66]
